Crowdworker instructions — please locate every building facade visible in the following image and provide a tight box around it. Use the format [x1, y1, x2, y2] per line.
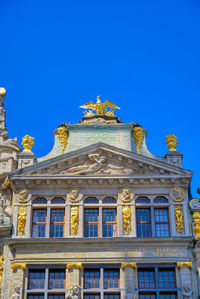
[0, 88, 199, 299]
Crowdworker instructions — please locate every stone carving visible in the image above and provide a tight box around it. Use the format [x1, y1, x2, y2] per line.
[61, 153, 144, 175]
[66, 285, 81, 299]
[177, 262, 192, 269]
[17, 206, 27, 236]
[18, 189, 31, 203]
[165, 133, 178, 151]
[121, 263, 137, 270]
[169, 187, 185, 202]
[133, 126, 143, 154]
[67, 190, 83, 203]
[118, 188, 134, 203]
[1, 177, 10, 190]
[67, 263, 82, 271]
[122, 205, 131, 234]
[182, 285, 192, 298]
[189, 198, 200, 210]
[71, 206, 79, 236]
[0, 256, 4, 284]
[175, 205, 184, 233]
[124, 287, 137, 299]
[194, 240, 200, 271]
[21, 135, 34, 152]
[11, 287, 21, 299]
[0, 88, 8, 139]
[57, 124, 69, 154]
[193, 212, 200, 238]
[0, 193, 11, 226]
[11, 264, 26, 271]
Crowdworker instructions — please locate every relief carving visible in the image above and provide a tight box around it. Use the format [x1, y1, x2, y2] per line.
[169, 187, 185, 202]
[118, 188, 134, 203]
[71, 206, 79, 236]
[175, 205, 184, 233]
[66, 285, 81, 299]
[182, 285, 192, 298]
[11, 287, 21, 299]
[67, 190, 83, 203]
[17, 206, 27, 236]
[189, 198, 200, 210]
[122, 205, 131, 234]
[18, 189, 31, 203]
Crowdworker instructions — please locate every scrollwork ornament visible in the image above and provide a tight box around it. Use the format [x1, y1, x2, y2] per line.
[11, 264, 26, 271]
[122, 205, 131, 234]
[175, 205, 184, 233]
[18, 189, 31, 203]
[189, 198, 200, 210]
[17, 206, 27, 236]
[118, 188, 134, 203]
[67, 189, 83, 203]
[169, 187, 185, 202]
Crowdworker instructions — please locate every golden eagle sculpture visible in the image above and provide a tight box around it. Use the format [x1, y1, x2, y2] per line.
[80, 96, 120, 116]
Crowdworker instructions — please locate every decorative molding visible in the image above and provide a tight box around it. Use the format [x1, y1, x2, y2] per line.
[175, 205, 184, 233]
[18, 189, 31, 203]
[21, 135, 34, 152]
[67, 189, 83, 203]
[121, 263, 137, 270]
[11, 264, 26, 271]
[169, 187, 185, 202]
[133, 126, 143, 154]
[57, 125, 69, 154]
[177, 262, 192, 269]
[71, 206, 79, 236]
[193, 212, 200, 238]
[165, 134, 178, 151]
[122, 205, 131, 235]
[1, 177, 10, 190]
[17, 206, 27, 236]
[0, 256, 4, 284]
[67, 263, 82, 271]
[118, 188, 134, 203]
[189, 198, 200, 211]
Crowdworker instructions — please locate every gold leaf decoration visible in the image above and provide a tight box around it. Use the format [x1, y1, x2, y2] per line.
[57, 125, 69, 154]
[121, 263, 137, 270]
[175, 205, 184, 233]
[165, 134, 178, 151]
[193, 212, 200, 238]
[21, 135, 34, 152]
[18, 206, 27, 236]
[122, 205, 131, 235]
[71, 206, 79, 236]
[133, 126, 143, 154]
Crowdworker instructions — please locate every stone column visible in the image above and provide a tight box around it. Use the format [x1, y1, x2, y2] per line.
[177, 262, 193, 299]
[66, 263, 82, 287]
[9, 264, 26, 298]
[121, 263, 137, 298]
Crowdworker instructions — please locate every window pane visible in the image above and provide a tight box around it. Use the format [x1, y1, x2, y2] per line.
[84, 209, 99, 237]
[160, 294, 177, 299]
[51, 197, 65, 204]
[48, 295, 65, 299]
[154, 196, 168, 203]
[138, 270, 155, 289]
[29, 270, 45, 289]
[50, 210, 65, 238]
[84, 270, 100, 288]
[103, 197, 117, 204]
[136, 197, 150, 204]
[158, 269, 176, 289]
[32, 210, 47, 238]
[49, 270, 65, 289]
[137, 209, 151, 237]
[104, 270, 119, 289]
[84, 197, 99, 204]
[103, 209, 117, 237]
[155, 209, 169, 237]
[84, 294, 100, 299]
[33, 198, 47, 204]
[28, 295, 44, 299]
[104, 294, 120, 299]
[139, 294, 156, 299]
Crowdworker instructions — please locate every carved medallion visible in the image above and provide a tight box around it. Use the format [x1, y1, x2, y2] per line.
[169, 187, 185, 202]
[118, 188, 134, 203]
[18, 189, 31, 203]
[67, 189, 83, 203]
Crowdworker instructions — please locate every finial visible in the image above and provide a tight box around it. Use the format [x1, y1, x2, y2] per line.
[0, 88, 6, 96]
[21, 135, 34, 152]
[80, 96, 120, 116]
[165, 133, 178, 151]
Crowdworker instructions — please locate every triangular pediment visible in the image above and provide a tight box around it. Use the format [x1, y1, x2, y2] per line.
[10, 143, 192, 179]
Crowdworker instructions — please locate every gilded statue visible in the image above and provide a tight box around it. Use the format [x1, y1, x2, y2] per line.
[169, 187, 185, 202]
[18, 206, 27, 236]
[165, 134, 178, 151]
[175, 205, 184, 233]
[71, 206, 79, 236]
[133, 126, 143, 154]
[193, 212, 200, 238]
[1, 177, 10, 190]
[67, 190, 83, 203]
[57, 124, 69, 154]
[21, 135, 34, 152]
[80, 95, 120, 116]
[118, 188, 134, 203]
[122, 205, 132, 234]
[0, 255, 4, 284]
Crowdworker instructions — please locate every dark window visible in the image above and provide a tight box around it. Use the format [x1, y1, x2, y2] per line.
[155, 209, 169, 237]
[32, 210, 47, 238]
[50, 210, 65, 238]
[154, 196, 168, 204]
[139, 294, 156, 299]
[84, 197, 99, 204]
[136, 209, 151, 237]
[84, 270, 100, 289]
[84, 209, 99, 237]
[159, 294, 177, 299]
[103, 209, 117, 237]
[28, 295, 44, 299]
[49, 269, 65, 289]
[136, 197, 150, 204]
[103, 197, 117, 204]
[33, 197, 47, 204]
[104, 270, 119, 289]
[84, 294, 100, 299]
[104, 294, 120, 299]
[29, 270, 45, 289]
[51, 197, 65, 204]
[48, 295, 65, 299]
[158, 269, 176, 289]
[138, 270, 155, 289]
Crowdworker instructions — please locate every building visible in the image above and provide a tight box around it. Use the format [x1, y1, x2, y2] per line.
[0, 88, 199, 299]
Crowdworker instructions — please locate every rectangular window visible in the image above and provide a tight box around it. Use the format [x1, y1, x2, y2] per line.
[103, 209, 117, 237]
[138, 269, 155, 289]
[29, 270, 45, 289]
[104, 294, 120, 299]
[84, 294, 100, 299]
[32, 210, 47, 238]
[84, 270, 100, 289]
[104, 269, 119, 289]
[50, 210, 65, 238]
[28, 295, 44, 299]
[48, 295, 65, 299]
[159, 294, 177, 299]
[139, 294, 156, 299]
[155, 209, 169, 237]
[158, 269, 176, 289]
[84, 209, 99, 237]
[49, 269, 65, 289]
[136, 209, 151, 237]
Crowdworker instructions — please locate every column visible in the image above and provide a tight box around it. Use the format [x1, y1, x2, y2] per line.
[121, 263, 137, 298]
[177, 262, 193, 298]
[9, 264, 26, 298]
[66, 263, 82, 287]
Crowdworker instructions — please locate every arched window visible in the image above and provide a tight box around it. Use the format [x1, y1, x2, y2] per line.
[33, 197, 47, 204]
[51, 197, 65, 204]
[135, 197, 150, 204]
[84, 197, 99, 204]
[103, 197, 117, 204]
[154, 196, 168, 204]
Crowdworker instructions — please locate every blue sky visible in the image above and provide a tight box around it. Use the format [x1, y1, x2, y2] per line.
[1, 0, 200, 196]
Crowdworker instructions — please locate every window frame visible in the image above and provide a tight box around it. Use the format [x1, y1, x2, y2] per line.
[154, 208, 170, 237]
[84, 208, 99, 238]
[50, 209, 65, 238]
[103, 208, 117, 238]
[31, 209, 47, 238]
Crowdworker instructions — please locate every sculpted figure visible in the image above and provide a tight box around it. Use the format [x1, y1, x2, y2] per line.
[68, 189, 83, 203]
[124, 287, 136, 299]
[11, 287, 21, 299]
[118, 188, 134, 203]
[182, 285, 192, 298]
[194, 240, 200, 271]
[66, 285, 81, 299]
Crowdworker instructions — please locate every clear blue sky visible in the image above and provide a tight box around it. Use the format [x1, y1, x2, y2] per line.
[1, 0, 200, 197]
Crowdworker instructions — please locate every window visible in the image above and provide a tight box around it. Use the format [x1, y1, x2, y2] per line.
[136, 197, 150, 204]
[27, 268, 65, 298]
[84, 197, 99, 204]
[103, 209, 117, 237]
[51, 197, 65, 204]
[103, 197, 117, 204]
[50, 210, 65, 238]
[32, 210, 47, 238]
[136, 209, 151, 237]
[33, 197, 47, 204]
[85, 209, 99, 237]
[155, 209, 169, 237]
[138, 266, 177, 298]
[154, 197, 168, 204]
[83, 267, 120, 298]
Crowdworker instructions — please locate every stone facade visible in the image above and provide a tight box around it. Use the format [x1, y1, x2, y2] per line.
[0, 92, 199, 298]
